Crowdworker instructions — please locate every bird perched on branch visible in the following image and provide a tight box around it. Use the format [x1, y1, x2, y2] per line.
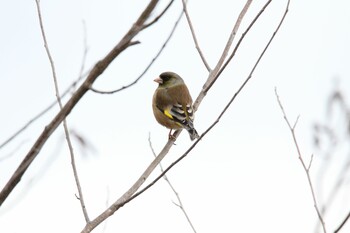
[152, 71, 199, 141]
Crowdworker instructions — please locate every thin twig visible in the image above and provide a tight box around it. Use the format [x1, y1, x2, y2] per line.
[334, 210, 350, 233]
[79, 2, 262, 230]
[80, 1, 289, 231]
[142, 0, 174, 29]
[0, 0, 161, 207]
[121, 0, 290, 211]
[35, 0, 90, 223]
[205, 0, 271, 93]
[0, 140, 28, 162]
[193, 0, 253, 111]
[101, 186, 110, 233]
[75, 20, 89, 91]
[0, 83, 73, 150]
[81, 138, 175, 233]
[90, 7, 184, 95]
[0, 21, 89, 150]
[307, 154, 314, 171]
[275, 88, 327, 233]
[212, 0, 252, 73]
[0, 68, 89, 150]
[148, 133, 197, 233]
[181, 0, 211, 72]
[84, 0, 287, 228]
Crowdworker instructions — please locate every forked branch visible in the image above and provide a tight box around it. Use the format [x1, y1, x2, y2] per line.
[0, 0, 161, 207]
[112, 0, 291, 217]
[148, 133, 197, 233]
[275, 88, 327, 233]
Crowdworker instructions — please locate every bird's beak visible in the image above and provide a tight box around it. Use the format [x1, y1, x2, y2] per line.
[154, 77, 163, 84]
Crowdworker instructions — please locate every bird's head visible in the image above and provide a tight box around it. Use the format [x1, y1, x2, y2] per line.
[154, 71, 184, 88]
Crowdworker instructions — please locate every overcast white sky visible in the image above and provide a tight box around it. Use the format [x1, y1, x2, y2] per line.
[1, 0, 350, 232]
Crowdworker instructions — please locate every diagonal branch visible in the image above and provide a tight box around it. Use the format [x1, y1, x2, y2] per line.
[78, 1, 290, 231]
[80, 137, 175, 233]
[181, 0, 211, 72]
[142, 0, 174, 29]
[0, 74, 86, 150]
[193, 0, 253, 111]
[0, 0, 161, 207]
[0, 20, 89, 151]
[82, 1, 289, 231]
[116, 0, 291, 214]
[0, 140, 28, 162]
[79, 2, 264, 231]
[90, 6, 184, 95]
[205, 0, 272, 93]
[148, 133, 197, 233]
[334, 210, 350, 233]
[35, 0, 89, 222]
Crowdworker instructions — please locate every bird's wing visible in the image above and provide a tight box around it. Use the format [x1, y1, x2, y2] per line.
[156, 84, 195, 128]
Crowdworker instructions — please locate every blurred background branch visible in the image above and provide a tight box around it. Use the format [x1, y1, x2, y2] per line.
[312, 81, 350, 233]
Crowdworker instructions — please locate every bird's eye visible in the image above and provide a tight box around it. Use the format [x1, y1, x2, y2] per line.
[161, 75, 171, 82]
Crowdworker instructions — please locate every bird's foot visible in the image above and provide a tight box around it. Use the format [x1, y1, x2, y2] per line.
[168, 134, 177, 145]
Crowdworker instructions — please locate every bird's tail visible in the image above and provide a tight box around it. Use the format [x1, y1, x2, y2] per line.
[187, 127, 199, 141]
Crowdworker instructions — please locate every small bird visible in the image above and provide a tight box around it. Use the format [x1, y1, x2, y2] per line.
[152, 71, 199, 141]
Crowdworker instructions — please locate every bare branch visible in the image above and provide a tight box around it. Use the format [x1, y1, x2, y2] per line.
[205, 0, 272, 94]
[334, 210, 350, 233]
[314, 85, 350, 232]
[143, 0, 174, 29]
[0, 21, 89, 150]
[79, 3, 268, 229]
[275, 88, 327, 233]
[80, 138, 175, 233]
[90, 7, 184, 95]
[307, 154, 314, 172]
[34, 0, 90, 222]
[121, 0, 291, 212]
[0, 0, 161, 207]
[0, 140, 28, 162]
[213, 0, 252, 72]
[75, 20, 89, 91]
[293, 115, 300, 130]
[101, 187, 110, 233]
[193, 0, 253, 111]
[181, 0, 211, 72]
[78, 1, 290, 231]
[85, 0, 288, 225]
[148, 133, 197, 233]
[0, 83, 72, 150]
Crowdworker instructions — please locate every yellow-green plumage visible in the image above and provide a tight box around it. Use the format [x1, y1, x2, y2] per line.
[152, 71, 199, 140]
[164, 110, 174, 120]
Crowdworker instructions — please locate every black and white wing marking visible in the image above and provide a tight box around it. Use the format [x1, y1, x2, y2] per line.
[170, 103, 195, 129]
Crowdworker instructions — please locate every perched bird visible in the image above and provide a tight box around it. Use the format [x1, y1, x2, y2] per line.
[152, 71, 199, 141]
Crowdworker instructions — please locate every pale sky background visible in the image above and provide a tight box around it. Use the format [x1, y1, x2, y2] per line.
[1, 0, 350, 233]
